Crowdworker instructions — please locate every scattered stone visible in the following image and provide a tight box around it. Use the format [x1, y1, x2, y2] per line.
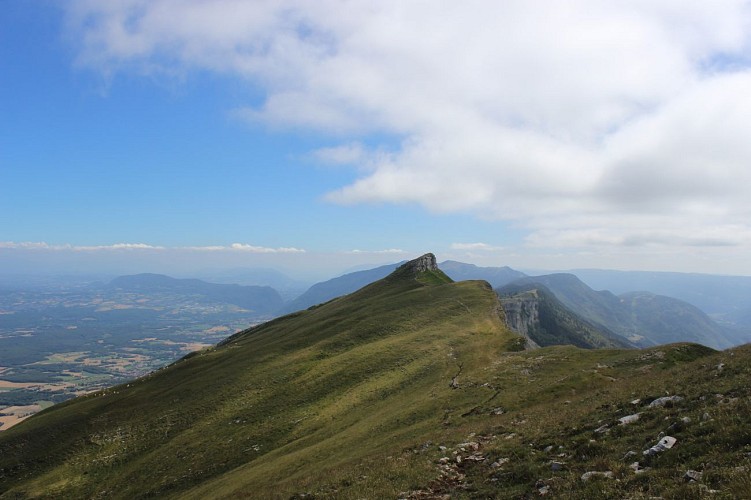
[490, 407, 505, 415]
[681, 416, 691, 424]
[631, 398, 642, 405]
[581, 471, 614, 481]
[466, 453, 485, 462]
[702, 412, 712, 421]
[649, 396, 683, 408]
[619, 413, 640, 425]
[439, 445, 447, 451]
[544, 445, 554, 453]
[457, 441, 480, 451]
[538, 485, 550, 495]
[643, 436, 677, 456]
[438, 457, 450, 464]
[594, 424, 610, 434]
[551, 461, 565, 472]
[684, 470, 703, 482]
[491, 458, 509, 468]
[716, 362, 725, 372]
[629, 461, 651, 474]
[622, 450, 637, 460]
[698, 484, 721, 494]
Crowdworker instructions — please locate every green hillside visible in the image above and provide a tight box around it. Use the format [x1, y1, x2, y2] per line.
[2, 255, 751, 498]
[0, 254, 513, 498]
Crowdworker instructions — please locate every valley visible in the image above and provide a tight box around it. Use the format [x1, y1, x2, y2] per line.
[0, 284, 271, 426]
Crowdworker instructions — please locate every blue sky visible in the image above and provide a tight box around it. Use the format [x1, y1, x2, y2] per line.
[3, 1, 751, 278]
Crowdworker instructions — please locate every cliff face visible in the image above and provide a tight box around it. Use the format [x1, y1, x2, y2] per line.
[498, 284, 630, 349]
[398, 253, 438, 274]
[499, 290, 541, 349]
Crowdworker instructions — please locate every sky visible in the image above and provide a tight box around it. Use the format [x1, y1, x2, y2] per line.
[3, 1, 751, 280]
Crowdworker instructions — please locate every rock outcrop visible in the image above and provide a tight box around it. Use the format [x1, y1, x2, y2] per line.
[398, 253, 438, 274]
[499, 290, 541, 349]
[497, 284, 630, 349]
[501, 290, 540, 336]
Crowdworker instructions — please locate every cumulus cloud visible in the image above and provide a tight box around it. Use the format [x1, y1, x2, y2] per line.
[65, 1, 751, 256]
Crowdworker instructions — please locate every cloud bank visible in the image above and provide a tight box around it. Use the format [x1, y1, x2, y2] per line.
[0, 242, 305, 253]
[66, 1, 751, 256]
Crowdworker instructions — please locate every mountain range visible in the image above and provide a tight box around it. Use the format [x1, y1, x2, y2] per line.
[107, 273, 283, 316]
[570, 268, 751, 329]
[279, 261, 749, 349]
[102, 260, 751, 351]
[504, 273, 742, 350]
[3, 254, 751, 498]
[498, 282, 632, 349]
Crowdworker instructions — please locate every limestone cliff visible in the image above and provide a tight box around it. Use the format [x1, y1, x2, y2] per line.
[499, 290, 541, 349]
[498, 284, 630, 349]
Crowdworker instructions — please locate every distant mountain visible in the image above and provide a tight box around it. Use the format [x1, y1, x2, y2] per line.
[108, 273, 283, 316]
[440, 260, 526, 288]
[194, 267, 309, 299]
[498, 282, 632, 349]
[570, 269, 751, 329]
[617, 291, 745, 347]
[506, 273, 740, 349]
[279, 262, 402, 313]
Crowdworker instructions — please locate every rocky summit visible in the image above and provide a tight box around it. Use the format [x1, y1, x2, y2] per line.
[400, 252, 438, 273]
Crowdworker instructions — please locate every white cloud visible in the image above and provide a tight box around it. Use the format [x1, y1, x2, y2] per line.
[65, 1, 751, 262]
[347, 248, 406, 255]
[0, 242, 165, 251]
[227, 243, 305, 253]
[0, 242, 304, 253]
[450, 243, 503, 252]
[312, 143, 366, 166]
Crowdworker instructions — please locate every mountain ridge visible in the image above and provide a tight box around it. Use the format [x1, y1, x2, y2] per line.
[107, 272, 283, 315]
[2, 255, 751, 498]
[506, 273, 738, 349]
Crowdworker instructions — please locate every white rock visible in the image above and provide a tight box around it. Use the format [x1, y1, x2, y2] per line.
[581, 471, 614, 481]
[649, 396, 683, 408]
[643, 436, 677, 455]
[619, 413, 640, 425]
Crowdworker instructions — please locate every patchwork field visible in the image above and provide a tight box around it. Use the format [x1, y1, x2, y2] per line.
[0, 286, 272, 424]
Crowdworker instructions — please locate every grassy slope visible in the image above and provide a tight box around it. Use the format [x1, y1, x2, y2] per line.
[2, 264, 751, 498]
[0, 268, 515, 498]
